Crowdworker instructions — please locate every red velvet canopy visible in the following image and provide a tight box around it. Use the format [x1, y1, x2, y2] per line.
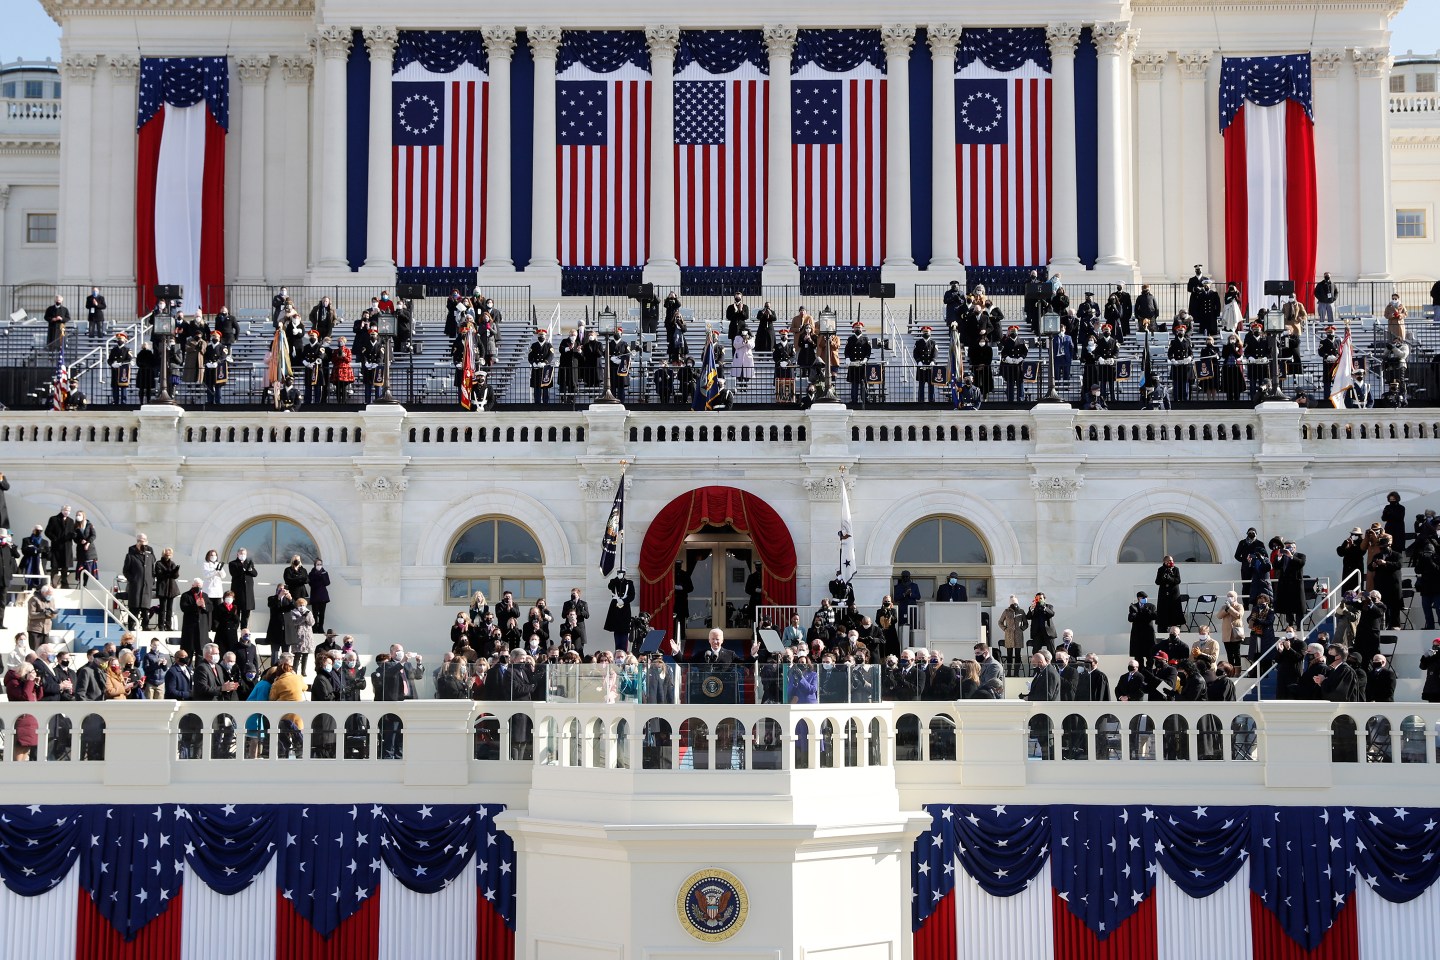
[638, 486, 797, 642]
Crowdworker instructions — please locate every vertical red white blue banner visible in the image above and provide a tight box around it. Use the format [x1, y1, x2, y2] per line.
[791, 30, 886, 268]
[1221, 54, 1317, 314]
[673, 30, 769, 269]
[0, 803, 515, 960]
[391, 31, 490, 271]
[953, 28, 1052, 268]
[135, 57, 228, 315]
[915, 803, 1440, 960]
[556, 31, 652, 268]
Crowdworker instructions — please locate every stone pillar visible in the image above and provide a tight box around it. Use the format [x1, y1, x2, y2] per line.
[1028, 470, 1086, 611]
[926, 24, 962, 273]
[643, 25, 682, 289]
[1159, 53, 1183, 280]
[1092, 23, 1129, 271]
[279, 56, 313, 281]
[362, 27, 398, 276]
[0, 186, 10, 287]
[1119, 31, 1139, 270]
[1310, 51, 1348, 277]
[1352, 48, 1392, 280]
[356, 404, 410, 607]
[1132, 51, 1167, 280]
[1175, 51, 1212, 281]
[88, 60, 113, 283]
[476, 26, 516, 277]
[106, 55, 141, 286]
[314, 25, 352, 274]
[1045, 24, 1082, 272]
[526, 26, 563, 291]
[58, 54, 98, 284]
[234, 56, 270, 283]
[762, 25, 799, 287]
[881, 24, 915, 270]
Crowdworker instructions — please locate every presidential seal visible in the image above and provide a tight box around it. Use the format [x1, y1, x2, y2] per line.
[677, 868, 748, 942]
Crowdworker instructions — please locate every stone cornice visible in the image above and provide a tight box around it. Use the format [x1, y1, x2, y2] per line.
[1132, 0, 1399, 12]
[41, 0, 311, 20]
[0, 138, 61, 156]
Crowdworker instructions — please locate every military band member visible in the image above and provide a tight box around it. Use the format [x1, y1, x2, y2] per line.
[529, 328, 555, 405]
[844, 321, 871, 407]
[956, 373, 982, 410]
[943, 280, 965, 329]
[107, 331, 133, 406]
[1167, 323, 1194, 404]
[999, 325, 1028, 403]
[912, 325, 938, 403]
[202, 332, 229, 406]
[277, 374, 301, 411]
[1191, 278, 1222, 337]
[472, 370, 497, 412]
[609, 326, 631, 404]
[300, 331, 325, 406]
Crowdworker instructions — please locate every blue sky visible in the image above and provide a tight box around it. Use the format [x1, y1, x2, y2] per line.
[2, 4, 1438, 71]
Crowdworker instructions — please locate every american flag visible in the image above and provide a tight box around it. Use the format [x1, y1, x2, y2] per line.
[51, 336, 69, 410]
[791, 64, 886, 267]
[557, 71, 651, 267]
[954, 29, 1052, 268]
[0, 802, 516, 958]
[674, 70, 767, 267]
[392, 58, 489, 269]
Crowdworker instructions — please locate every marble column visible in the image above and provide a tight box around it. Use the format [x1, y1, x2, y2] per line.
[234, 56, 270, 283]
[477, 26, 516, 276]
[1092, 23, 1129, 270]
[1045, 23, 1082, 272]
[1352, 47, 1392, 280]
[0, 186, 9, 287]
[315, 25, 352, 273]
[1119, 31, 1139, 270]
[881, 24, 914, 269]
[280, 56, 313, 280]
[58, 54, 98, 284]
[1159, 53, 1183, 280]
[1132, 51, 1166, 280]
[88, 61, 113, 282]
[644, 25, 681, 288]
[106, 55, 141, 286]
[1310, 51, 1348, 276]
[1175, 51, 1212, 279]
[526, 26, 563, 286]
[762, 25, 798, 286]
[926, 24, 962, 272]
[362, 26, 398, 275]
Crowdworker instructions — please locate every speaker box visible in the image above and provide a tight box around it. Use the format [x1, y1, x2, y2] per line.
[626, 283, 655, 301]
[395, 283, 426, 301]
[868, 282, 896, 299]
[1263, 280, 1295, 297]
[153, 285, 181, 301]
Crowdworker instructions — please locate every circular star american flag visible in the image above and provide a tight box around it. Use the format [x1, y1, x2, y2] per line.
[397, 92, 440, 137]
[959, 90, 1003, 134]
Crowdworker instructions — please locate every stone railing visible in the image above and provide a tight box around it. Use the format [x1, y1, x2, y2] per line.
[0, 405, 1437, 464]
[1390, 93, 1440, 114]
[1, 97, 61, 121]
[1, 700, 1435, 808]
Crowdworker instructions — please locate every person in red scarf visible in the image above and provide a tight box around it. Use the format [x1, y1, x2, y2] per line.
[330, 336, 356, 404]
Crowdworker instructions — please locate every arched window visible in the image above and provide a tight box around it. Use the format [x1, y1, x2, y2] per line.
[446, 517, 545, 606]
[891, 516, 991, 602]
[1119, 516, 1216, 564]
[225, 517, 318, 564]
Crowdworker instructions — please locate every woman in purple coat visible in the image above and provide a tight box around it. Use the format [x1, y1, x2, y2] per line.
[308, 560, 331, 632]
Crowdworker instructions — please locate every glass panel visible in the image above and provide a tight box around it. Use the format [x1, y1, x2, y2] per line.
[496, 520, 542, 563]
[450, 521, 495, 564]
[24, 80, 43, 98]
[687, 551, 715, 636]
[965, 577, 990, 601]
[275, 521, 317, 564]
[723, 550, 752, 629]
[940, 520, 989, 564]
[894, 519, 940, 564]
[500, 578, 544, 604]
[231, 522, 276, 565]
[1120, 519, 1164, 563]
[1, 83, 13, 98]
[448, 579, 472, 601]
[1164, 520, 1214, 564]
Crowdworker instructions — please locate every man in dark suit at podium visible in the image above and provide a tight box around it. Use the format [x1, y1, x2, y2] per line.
[669, 628, 758, 767]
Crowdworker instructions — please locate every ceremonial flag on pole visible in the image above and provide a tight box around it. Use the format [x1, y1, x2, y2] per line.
[135, 58, 228, 316]
[599, 473, 626, 576]
[51, 337, 69, 411]
[954, 29, 1052, 268]
[1329, 328, 1355, 407]
[1221, 54, 1317, 314]
[791, 30, 886, 268]
[692, 335, 722, 410]
[948, 330, 964, 409]
[459, 328, 476, 410]
[837, 473, 856, 577]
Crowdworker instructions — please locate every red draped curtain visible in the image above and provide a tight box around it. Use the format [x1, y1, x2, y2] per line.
[638, 487, 798, 643]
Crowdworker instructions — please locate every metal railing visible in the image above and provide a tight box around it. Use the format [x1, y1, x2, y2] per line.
[1241, 568, 1361, 699]
[74, 568, 139, 640]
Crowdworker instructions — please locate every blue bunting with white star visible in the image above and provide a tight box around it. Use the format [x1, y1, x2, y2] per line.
[1219, 54, 1312, 132]
[0, 804, 85, 898]
[1249, 806, 1354, 951]
[138, 57, 229, 131]
[1353, 805, 1440, 905]
[1051, 805, 1154, 938]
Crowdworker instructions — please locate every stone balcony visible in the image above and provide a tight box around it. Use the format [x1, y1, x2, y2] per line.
[0, 96, 61, 137]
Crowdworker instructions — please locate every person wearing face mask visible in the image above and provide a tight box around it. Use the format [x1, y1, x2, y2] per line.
[1219, 332, 1244, 402]
[1318, 644, 1358, 702]
[1364, 653, 1396, 703]
[202, 332, 229, 406]
[1154, 556, 1184, 632]
[226, 548, 257, 629]
[122, 534, 157, 630]
[200, 548, 225, 617]
[997, 596, 1028, 671]
[232, 629, 259, 679]
[725, 292, 750, 340]
[968, 332, 995, 399]
[26, 585, 58, 650]
[936, 572, 968, 604]
[282, 555, 309, 601]
[307, 559, 331, 631]
[300, 329, 325, 406]
[213, 591, 241, 656]
[1384, 292, 1408, 342]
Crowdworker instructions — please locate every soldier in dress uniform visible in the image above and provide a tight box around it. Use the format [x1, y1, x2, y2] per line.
[772, 329, 796, 381]
[202, 331, 229, 406]
[999, 325, 1028, 403]
[1317, 326, 1341, 398]
[956, 373, 982, 410]
[107, 331, 133, 406]
[300, 331, 325, 406]
[843, 321, 871, 407]
[277, 374, 301, 411]
[609, 325, 630, 404]
[912, 326, 938, 403]
[471, 370, 497, 412]
[559, 327, 582, 402]
[1094, 323, 1120, 402]
[1242, 320, 1271, 401]
[528, 328, 555, 405]
[1191, 277, 1222, 337]
[1167, 323, 1194, 404]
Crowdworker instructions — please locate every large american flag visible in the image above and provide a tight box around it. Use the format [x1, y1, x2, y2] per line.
[791, 31, 886, 268]
[954, 29, 1052, 268]
[674, 67, 767, 267]
[392, 61, 490, 269]
[914, 802, 1440, 960]
[557, 70, 651, 267]
[0, 802, 516, 959]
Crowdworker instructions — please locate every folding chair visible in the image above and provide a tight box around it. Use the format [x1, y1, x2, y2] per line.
[1187, 594, 1217, 632]
[1379, 633, 1400, 662]
[1401, 579, 1416, 630]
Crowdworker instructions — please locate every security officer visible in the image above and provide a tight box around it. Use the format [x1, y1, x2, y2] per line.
[999, 325, 1028, 403]
[1167, 322, 1194, 404]
[528, 328, 555, 405]
[912, 325, 938, 403]
[844, 321, 872, 407]
[107, 331, 133, 405]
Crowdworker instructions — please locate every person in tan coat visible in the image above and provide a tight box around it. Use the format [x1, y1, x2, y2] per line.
[1217, 590, 1245, 669]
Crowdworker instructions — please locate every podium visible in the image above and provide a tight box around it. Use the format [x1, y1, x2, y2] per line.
[922, 601, 986, 660]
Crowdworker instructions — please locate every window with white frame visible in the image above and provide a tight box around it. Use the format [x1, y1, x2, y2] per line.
[1396, 209, 1428, 240]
